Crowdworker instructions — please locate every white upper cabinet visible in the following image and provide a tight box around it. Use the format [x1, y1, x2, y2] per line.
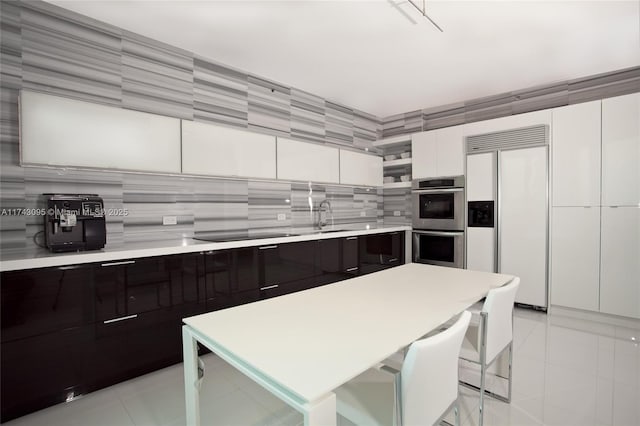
[599, 206, 640, 319]
[602, 93, 640, 206]
[412, 131, 437, 179]
[339, 150, 382, 187]
[435, 125, 465, 177]
[552, 101, 601, 206]
[412, 125, 464, 179]
[20, 90, 181, 173]
[277, 137, 339, 183]
[551, 207, 600, 311]
[182, 120, 276, 179]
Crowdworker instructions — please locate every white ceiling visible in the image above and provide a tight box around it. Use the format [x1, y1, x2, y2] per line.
[46, 0, 640, 118]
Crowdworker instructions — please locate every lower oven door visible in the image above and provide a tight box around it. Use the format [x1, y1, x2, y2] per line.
[412, 230, 465, 268]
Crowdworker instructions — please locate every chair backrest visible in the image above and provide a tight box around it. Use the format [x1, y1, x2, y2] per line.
[481, 277, 520, 363]
[400, 310, 472, 426]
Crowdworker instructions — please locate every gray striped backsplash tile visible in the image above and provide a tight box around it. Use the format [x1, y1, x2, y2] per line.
[21, 2, 123, 105]
[325, 101, 354, 146]
[0, 87, 26, 251]
[290, 88, 326, 143]
[192, 178, 249, 239]
[290, 182, 324, 233]
[193, 57, 248, 127]
[122, 174, 195, 243]
[247, 75, 291, 135]
[0, 1, 22, 91]
[383, 188, 411, 226]
[121, 31, 194, 120]
[248, 180, 292, 235]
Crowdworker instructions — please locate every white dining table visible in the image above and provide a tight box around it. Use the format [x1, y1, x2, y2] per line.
[182, 262, 514, 426]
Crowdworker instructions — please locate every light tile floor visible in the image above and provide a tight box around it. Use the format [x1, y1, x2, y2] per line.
[6, 308, 639, 426]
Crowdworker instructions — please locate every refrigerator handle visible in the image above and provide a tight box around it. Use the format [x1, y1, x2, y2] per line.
[495, 150, 501, 273]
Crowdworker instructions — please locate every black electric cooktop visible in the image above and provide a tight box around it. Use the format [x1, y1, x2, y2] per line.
[193, 233, 298, 243]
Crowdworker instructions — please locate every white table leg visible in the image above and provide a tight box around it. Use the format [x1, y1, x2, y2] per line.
[183, 326, 200, 426]
[304, 392, 336, 426]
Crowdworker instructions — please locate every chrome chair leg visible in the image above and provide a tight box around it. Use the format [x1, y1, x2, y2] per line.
[454, 401, 460, 426]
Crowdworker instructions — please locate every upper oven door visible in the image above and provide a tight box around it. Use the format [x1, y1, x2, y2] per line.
[412, 188, 465, 230]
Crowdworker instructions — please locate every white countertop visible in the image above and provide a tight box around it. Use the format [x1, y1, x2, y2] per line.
[0, 226, 411, 272]
[184, 263, 514, 403]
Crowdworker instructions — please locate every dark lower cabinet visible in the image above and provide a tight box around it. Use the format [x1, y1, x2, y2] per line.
[201, 247, 260, 309]
[359, 232, 405, 275]
[0, 253, 202, 423]
[0, 231, 405, 422]
[258, 241, 317, 299]
[317, 236, 360, 286]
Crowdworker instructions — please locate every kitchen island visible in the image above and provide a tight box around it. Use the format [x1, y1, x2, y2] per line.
[182, 263, 515, 425]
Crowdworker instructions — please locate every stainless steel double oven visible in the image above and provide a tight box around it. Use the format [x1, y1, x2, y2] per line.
[412, 176, 465, 268]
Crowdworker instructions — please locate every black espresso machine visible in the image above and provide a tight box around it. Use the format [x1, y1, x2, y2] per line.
[44, 194, 106, 252]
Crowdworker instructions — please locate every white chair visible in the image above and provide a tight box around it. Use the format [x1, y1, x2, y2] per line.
[335, 311, 472, 426]
[459, 277, 520, 426]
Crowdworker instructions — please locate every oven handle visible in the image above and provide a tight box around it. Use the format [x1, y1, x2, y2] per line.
[411, 188, 464, 194]
[413, 230, 465, 237]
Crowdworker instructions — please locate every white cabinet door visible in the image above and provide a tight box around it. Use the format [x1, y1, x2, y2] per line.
[600, 206, 640, 319]
[602, 93, 640, 206]
[20, 90, 181, 173]
[412, 127, 464, 179]
[499, 146, 548, 308]
[339, 150, 382, 187]
[411, 131, 437, 179]
[552, 101, 601, 206]
[436, 125, 465, 176]
[551, 207, 600, 311]
[182, 120, 276, 179]
[277, 137, 339, 183]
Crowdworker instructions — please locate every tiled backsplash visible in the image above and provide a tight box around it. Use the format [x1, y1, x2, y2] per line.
[0, 0, 383, 253]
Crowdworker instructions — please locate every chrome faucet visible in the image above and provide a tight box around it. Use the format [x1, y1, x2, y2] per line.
[316, 199, 333, 230]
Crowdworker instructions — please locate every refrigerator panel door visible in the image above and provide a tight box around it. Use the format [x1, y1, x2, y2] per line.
[467, 152, 496, 202]
[499, 146, 548, 308]
[466, 227, 495, 273]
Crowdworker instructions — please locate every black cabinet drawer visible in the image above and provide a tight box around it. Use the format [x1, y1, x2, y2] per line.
[317, 237, 360, 286]
[202, 247, 259, 309]
[258, 241, 317, 298]
[93, 254, 201, 321]
[359, 232, 405, 275]
[1, 265, 93, 343]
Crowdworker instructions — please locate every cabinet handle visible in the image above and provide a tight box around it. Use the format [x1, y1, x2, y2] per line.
[101, 260, 136, 267]
[260, 284, 279, 291]
[259, 245, 278, 250]
[103, 314, 138, 324]
[346, 236, 358, 240]
[390, 232, 398, 235]
[346, 267, 359, 272]
[389, 258, 399, 262]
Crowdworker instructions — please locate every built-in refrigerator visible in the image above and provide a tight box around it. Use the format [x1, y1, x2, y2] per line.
[466, 125, 549, 309]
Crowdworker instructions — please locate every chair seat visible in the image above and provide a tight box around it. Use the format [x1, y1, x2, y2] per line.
[335, 368, 395, 426]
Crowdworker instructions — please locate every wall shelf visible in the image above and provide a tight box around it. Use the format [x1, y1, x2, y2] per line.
[373, 134, 412, 149]
[383, 157, 412, 168]
[383, 181, 412, 189]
